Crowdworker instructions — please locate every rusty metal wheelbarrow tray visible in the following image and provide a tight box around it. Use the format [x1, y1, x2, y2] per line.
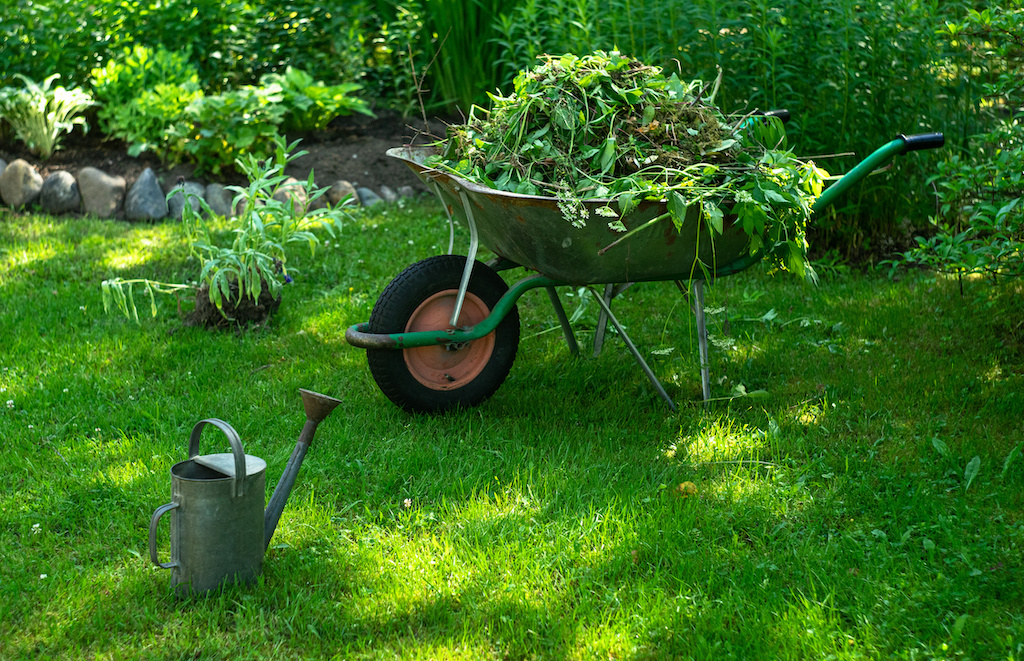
[385, 146, 753, 285]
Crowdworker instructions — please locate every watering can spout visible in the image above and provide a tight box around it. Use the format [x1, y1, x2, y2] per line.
[264, 389, 342, 549]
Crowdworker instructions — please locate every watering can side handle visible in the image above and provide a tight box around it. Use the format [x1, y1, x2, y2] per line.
[187, 418, 247, 498]
[149, 502, 180, 569]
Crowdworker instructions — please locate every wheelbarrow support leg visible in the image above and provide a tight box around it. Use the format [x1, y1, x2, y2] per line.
[545, 286, 579, 356]
[586, 286, 677, 412]
[428, 180, 457, 255]
[593, 283, 615, 357]
[692, 279, 711, 403]
[593, 283, 633, 357]
[450, 189, 481, 327]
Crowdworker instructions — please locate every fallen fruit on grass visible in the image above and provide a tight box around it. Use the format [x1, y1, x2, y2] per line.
[676, 481, 698, 498]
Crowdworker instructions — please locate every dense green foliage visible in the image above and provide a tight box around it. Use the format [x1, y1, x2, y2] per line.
[432, 52, 827, 278]
[900, 7, 1024, 279]
[85, 45, 372, 174]
[1, 0, 1020, 264]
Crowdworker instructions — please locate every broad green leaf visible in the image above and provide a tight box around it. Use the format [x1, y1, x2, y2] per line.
[964, 456, 981, 491]
[703, 202, 724, 234]
[1002, 443, 1022, 479]
[667, 191, 688, 229]
[599, 136, 617, 174]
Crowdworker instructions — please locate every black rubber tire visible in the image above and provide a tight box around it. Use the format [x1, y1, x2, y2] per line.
[366, 255, 520, 413]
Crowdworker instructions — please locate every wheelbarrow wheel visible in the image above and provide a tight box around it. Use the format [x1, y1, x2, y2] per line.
[366, 255, 520, 413]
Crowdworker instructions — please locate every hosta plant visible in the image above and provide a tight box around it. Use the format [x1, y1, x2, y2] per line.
[102, 138, 348, 327]
[0, 74, 93, 159]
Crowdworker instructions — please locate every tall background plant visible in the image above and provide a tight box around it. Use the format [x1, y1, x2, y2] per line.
[899, 6, 1024, 280]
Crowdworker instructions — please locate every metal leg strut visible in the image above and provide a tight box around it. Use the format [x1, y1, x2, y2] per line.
[692, 279, 711, 403]
[545, 287, 579, 356]
[586, 286, 677, 412]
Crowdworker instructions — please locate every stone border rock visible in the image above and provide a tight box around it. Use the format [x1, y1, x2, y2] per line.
[0, 157, 419, 219]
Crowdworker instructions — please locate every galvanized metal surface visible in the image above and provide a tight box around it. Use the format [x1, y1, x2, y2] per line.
[149, 419, 265, 596]
[149, 389, 342, 597]
[263, 389, 342, 549]
[387, 147, 752, 285]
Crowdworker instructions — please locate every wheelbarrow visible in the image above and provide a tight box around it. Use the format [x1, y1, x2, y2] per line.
[345, 124, 944, 413]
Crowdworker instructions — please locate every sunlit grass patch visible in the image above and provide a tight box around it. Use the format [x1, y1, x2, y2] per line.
[1, 205, 1023, 659]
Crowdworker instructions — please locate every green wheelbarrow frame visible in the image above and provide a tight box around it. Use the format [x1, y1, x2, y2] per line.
[346, 131, 944, 411]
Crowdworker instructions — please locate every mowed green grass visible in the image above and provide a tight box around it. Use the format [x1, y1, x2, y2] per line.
[1, 200, 1022, 660]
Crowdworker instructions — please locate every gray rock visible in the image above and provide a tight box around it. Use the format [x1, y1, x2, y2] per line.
[205, 183, 234, 218]
[40, 170, 81, 213]
[356, 187, 383, 208]
[167, 181, 205, 220]
[78, 167, 126, 218]
[397, 185, 416, 198]
[273, 177, 309, 215]
[125, 168, 167, 221]
[327, 180, 359, 207]
[0, 159, 44, 208]
[306, 192, 327, 213]
[379, 185, 399, 203]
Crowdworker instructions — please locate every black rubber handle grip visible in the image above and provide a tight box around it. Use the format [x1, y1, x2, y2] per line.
[763, 109, 791, 123]
[900, 132, 945, 152]
[752, 109, 790, 124]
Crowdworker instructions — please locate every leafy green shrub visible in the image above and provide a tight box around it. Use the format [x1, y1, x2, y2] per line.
[183, 139, 344, 314]
[899, 7, 1024, 280]
[0, 74, 94, 159]
[89, 45, 200, 135]
[102, 138, 347, 325]
[88, 0, 258, 91]
[112, 82, 204, 161]
[0, 0, 105, 87]
[260, 66, 374, 133]
[327, 0, 428, 118]
[175, 85, 288, 175]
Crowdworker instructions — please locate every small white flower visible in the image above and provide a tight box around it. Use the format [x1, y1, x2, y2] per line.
[63, 388, 68, 393]
[39, 574, 47, 580]
[79, 306, 86, 312]
[32, 523, 40, 534]
[407, 240, 414, 245]
[27, 424, 33, 429]
[5, 400, 12, 409]
[734, 190, 755, 204]
[403, 498, 412, 509]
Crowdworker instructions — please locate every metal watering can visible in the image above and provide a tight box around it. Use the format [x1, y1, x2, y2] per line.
[148, 388, 341, 596]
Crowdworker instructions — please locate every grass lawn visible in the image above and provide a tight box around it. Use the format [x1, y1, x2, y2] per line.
[1, 200, 1022, 660]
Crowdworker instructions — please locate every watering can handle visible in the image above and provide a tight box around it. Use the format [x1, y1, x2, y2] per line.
[187, 418, 247, 498]
[148, 501, 179, 569]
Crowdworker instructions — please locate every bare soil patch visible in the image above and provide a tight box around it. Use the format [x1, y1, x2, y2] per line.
[0, 110, 451, 196]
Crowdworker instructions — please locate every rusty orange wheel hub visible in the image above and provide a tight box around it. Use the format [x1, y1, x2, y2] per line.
[402, 289, 495, 390]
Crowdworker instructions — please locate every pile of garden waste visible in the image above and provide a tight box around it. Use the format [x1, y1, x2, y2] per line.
[427, 51, 829, 277]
